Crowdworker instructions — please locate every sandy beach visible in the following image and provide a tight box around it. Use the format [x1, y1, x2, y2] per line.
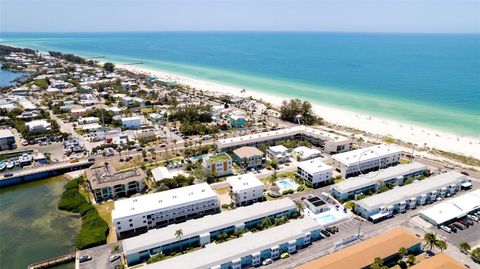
[118, 64, 480, 160]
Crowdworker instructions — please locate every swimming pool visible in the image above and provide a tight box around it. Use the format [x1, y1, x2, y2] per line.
[316, 213, 336, 225]
[275, 178, 299, 193]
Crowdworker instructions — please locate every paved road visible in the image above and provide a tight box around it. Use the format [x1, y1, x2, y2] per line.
[77, 243, 121, 269]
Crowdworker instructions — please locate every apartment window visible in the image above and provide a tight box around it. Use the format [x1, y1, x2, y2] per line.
[129, 219, 132, 222]
[118, 226, 121, 230]
[116, 222, 120, 225]
[130, 224, 133, 227]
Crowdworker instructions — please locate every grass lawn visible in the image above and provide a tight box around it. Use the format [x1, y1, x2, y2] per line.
[95, 201, 116, 243]
[141, 107, 154, 113]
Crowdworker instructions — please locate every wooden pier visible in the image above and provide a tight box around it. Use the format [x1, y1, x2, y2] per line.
[27, 252, 76, 269]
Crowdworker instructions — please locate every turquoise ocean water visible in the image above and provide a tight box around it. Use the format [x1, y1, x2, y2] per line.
[1, 32, 479, 136]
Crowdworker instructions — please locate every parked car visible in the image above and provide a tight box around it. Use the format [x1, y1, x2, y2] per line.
[462, 218, 474, 226]
[3, 172, 14, 178]
[447, 224, 457, 232]
[262, 258, 273, 266]
[452, 222, 465, 230]
[280, 253, 290, 259]
[109, 253, 120, 262]
[467, 215, 479, 222]
[79, 255, 92, 262]
[440, 225, 451, 233]
[320, 230, 330, 237]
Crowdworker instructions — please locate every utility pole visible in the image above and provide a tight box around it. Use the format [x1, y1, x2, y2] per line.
[357, 220, 362, 238]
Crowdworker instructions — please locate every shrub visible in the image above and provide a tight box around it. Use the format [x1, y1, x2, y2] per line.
[58, 177, 109, 249]
[221, 204, 229, 209]
[296, 185, 304, 192]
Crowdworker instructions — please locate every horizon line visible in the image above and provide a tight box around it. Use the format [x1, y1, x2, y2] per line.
[2, 30, 480, 35]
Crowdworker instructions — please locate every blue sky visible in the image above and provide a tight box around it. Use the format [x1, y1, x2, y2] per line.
[0, 0, 479, 33]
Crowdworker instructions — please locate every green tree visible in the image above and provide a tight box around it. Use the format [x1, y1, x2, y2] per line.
[260, 217, 272, 229]
[370, 257, 387, 269]
[460, 242, 471, 254]
[146, 252, 165, 264]
[398, 247, 408, 258]
[422, 232, 437, 252]
[104, 62, 115, 73]
[295, 200, 304, 214]
[175, 229, 183, 240]
[435, 240, 448, 252]
[406, 254, 416, 265]
[471, 248, 480, 262]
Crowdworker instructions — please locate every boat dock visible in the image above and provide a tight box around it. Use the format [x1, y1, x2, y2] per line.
[0, 160, 94, 187]
[27, 252, 76, 269]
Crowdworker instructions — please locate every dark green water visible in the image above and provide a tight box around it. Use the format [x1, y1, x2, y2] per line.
[0, 176, 81, 269]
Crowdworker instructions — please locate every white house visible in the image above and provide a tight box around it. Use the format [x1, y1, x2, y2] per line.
[0, 129, 16, 151]
[78, 116, 100, 125]
[26, 119, 51, 132]
[267, 145, 291, 163]
[331, 144, 401, 178]
[112, 183, 220, 238]
[122, 96, 145, 107]
[121, 116, 141, 129]
[227, 173, 265, 206]
[292, 146, 321, 161]
[297, 158, 333, 188]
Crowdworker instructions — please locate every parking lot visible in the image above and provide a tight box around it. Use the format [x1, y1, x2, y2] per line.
[433, 212, 480, 247]
[77, 243, 122, 269]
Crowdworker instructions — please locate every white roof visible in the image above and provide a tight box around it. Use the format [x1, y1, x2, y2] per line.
[298, 158, 332, 175]
[122, 198, 296, 255]
[356, 171, 468, 212]
[216, 126, 350, 149]
[268, 145, 289, 153]
[227, 173, 264, 192]
[151, 166, 173, 182]
[293, 146, 321, 157]
[71, 108, 87, 113]
[0, 129, 14, 139]
[112, 183, 218, 220]
[25, 119, 50, 128]
[82, 123, 102, 130]
[121, 116, 141, 122]
[142, 216, 322, 269]
[332, 162, 427, 193]
[332, 144, 401, 166]
[420, 189, 480, 225]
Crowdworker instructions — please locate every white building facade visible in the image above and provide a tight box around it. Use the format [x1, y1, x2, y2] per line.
[331, 144, 401, 178]
[121, 116, 141, 129]
[227, 173, 265, 206]
[112, 183, 220, 238]
[267, 145, 291, 163]
[297, 158, 333, 188]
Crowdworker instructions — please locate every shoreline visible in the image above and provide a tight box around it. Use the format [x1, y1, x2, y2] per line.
[116, 63, 480, 159]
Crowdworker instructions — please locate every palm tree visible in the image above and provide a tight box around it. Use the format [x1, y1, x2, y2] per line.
[175, 229, 183, 240]
[422, 232, 437, 252]
[260, 217, 272, 229]
[460, 242, 471, 254]
[406, 254, 416, 265]
[398, 247, 408, 259]
[435, 240, 448, 252]
[295, 200, 304, 215]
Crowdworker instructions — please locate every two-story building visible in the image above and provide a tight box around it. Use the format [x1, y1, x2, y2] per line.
[203, 153, 233, 177]
[232, 146, 265, 169]
[297, 158, 333, 188]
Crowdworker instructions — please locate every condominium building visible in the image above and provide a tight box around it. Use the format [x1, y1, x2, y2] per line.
[86, 164, 146, 202]
[332, 144, 401, 178]
[330, 162, 428, 201]
[215, 126, 351, 154]
[142, 216, 323, 269]
[232, 146, 265, 169]
[227, 173, 265, 206]
[112, 183, 220, 238]
[355, 171, 470, 222]
[203, 153, 233, 177]
[122, 198, 296, 265]
[0, 129, 16, 151]
[267, 145, 291, 163]
[297, 158, 333, 188]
